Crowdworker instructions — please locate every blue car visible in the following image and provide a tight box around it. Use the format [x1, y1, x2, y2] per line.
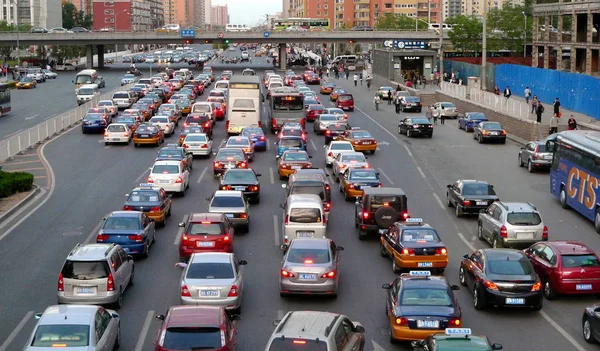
[241, 127, 267, 151]
[458, 112, 488, 132]
[81, 112, 108, 133]
[96, 211, 156, 257]
[276, 136, 307, 157]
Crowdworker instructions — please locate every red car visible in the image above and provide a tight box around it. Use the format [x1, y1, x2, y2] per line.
[305, 104, 325, 122]
[178, 213, 234, 260]
[185, 113, 213, 136]
[211, 102, 226, 120]
[525, 240, 600, 299]
[336, 93, 355, 111]
[154, 305, 238, 351]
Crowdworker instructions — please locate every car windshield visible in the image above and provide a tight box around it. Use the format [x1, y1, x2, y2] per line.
[216, 150, 244, 161]
[283, 153, 309, 161]
[186, 135, 207, 142]
[400, 288, 453, 306]
[342, 154, 366, 162]
[158, 150, 183, 158]
[349, 170, 378, 180]
[351, 131, 371, 138]
[31, 325, 90, 347]
[211, 196, 244, 207]
[152, 164, 180, 174]
[127, 190, 160, 203]
[227, 139, 250, 147]
[488, 259, 533, 275]
[107, 124, 126, 132]
[78, 88, 94, 95]
[507, 212, 542, 225]
[187, 262, 234, 279]
[287, 248, 330, 263]
[103, 216, 140, 230]
[188, 223, 223, 235]
[461, 184, 496, 196]
[223, 171, 255, 182]
[151, 117, 169, 123]
[412, 118, 430, 124]
[163, 327, 222, 350]
[280, 139, 302, 148]
[61, 259, 109, 280]
[268, 339, 328, 351]
[84, 113, 103, 121]
[401, 228, 440, 242]
[331, 143, 354, 151]
[289, 208, 322, 223]
[481, 122, 502, 129]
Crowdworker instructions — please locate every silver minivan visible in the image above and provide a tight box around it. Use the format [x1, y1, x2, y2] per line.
[280, 194, 327, 249]
[478, 201, 547, 248]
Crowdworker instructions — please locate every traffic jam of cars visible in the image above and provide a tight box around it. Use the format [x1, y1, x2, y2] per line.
[20, 48, 600, 351]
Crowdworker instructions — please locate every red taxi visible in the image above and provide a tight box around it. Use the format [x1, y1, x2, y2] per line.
[178, 213, 234, 259]
[305, 104, 325, 122]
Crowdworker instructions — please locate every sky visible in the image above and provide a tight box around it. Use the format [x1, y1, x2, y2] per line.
[214, 0, 281, 26]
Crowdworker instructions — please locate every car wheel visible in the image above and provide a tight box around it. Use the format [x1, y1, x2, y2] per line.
[478, 135, 483, 144]
[398, 126, 402, 134]
[459, 266, 467, 286]
[543, 279, 556, 300]
[407, 130, 411, 137]
[455, 205, 462, 218]
[559, 188, 569, 209]
[477, 222, 484, 240]
[473, 286, 485, 310]
[114, 324, 121, 349]
[527, 160, 535, 173]
[380, 242, 387, 257]
[105, 142, 109, 146]
[446, 194, 453, 207]
[583, 317, 597, 343]
[129, 267, 134, 286]
[392, 259, 401, 273]
[141, 243, 149, 258]
[518, 153, 524, 167]
[162, 215, 168, 227]
[595, 210, 600, 234]
[492, 236, 502, 248]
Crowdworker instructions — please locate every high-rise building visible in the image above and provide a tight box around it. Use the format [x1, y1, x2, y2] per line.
[211, 4, 228, 27]
[1, 0, 62, 28]
[202, 0, 210, 28]
[72, 0, 93, 16]
[282, 0, 290, 18]
[162, 0, 193, 27]
[92, 0, 153, 31]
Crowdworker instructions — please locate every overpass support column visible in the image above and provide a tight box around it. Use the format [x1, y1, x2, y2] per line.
[97, 45, 105, 69]
[85, 45, 93, 69]
[279, 44, 287, 71]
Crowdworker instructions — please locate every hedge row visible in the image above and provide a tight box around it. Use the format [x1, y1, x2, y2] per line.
[0, 171, 34, 198]
[6, 81, 16, 88]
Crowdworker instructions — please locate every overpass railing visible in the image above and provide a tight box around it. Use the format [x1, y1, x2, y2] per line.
[0, 84, 134, 163]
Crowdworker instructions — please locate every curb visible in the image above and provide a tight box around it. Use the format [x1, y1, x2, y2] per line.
[0, 184, 41, 224]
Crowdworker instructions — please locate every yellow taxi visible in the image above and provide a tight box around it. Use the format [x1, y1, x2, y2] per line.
[16, 77, 37, 89]
[173, 98, 192, 114]
[336, 128, 378, 154]
[277, 150, 312, 179]
[133, 123, 165, 147]
[131, 102, 152, 121]
[320, 82, 335, 94]
[122, 183, 172, 226]
[380, 218, 449, 273]
[203, 67, 215, 81]
[329, 88, 346, 102]
[340, 167, 381, 200]
[207, 96, 227, 110]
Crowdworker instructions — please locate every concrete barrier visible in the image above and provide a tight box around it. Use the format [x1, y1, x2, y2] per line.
[78, 50, 132, 67]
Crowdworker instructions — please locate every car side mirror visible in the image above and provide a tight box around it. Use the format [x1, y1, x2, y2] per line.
[238, 260, 248, 265]
[279, 203, 285, 209]
[354, 325, 365, 333]
[337, 246, 344, 251]
[155, 315, 165, 321]
[411, 341, 424, 348]
[102, 217, 107, 220]
[492, 344, 503, 350]
[178, 222, 185, 227]
[281, 184, 287, 189]
[446, 184, 452, 188]
[520, 147, 524, 150]
[127, 255, 133, 261]
[205, 197, 211, 201]
[451, 285, 460, 290]
[275, 155, 280, 159]
[382, 283, 392, 289]
[463, 254, 469, 259]
[256, 173, 262, 177]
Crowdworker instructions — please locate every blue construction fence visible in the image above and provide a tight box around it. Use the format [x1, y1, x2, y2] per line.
[495, 64, 600, 120]
[441, 60, 495, 92]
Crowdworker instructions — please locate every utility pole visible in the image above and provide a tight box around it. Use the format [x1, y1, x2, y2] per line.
[438, 0, 443, 85]
[481, 0, 488, 91]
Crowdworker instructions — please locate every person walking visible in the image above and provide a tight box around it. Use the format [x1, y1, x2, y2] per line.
[373, 94, 381, 111]
[431, 106, 438, 125]
[524, 86, 532, 104]
[345, 68, 350, 80]
[568, 115, 578, 130]
[553, 98, 561, 117]
[387, 90, 392, 105]
[549, 113, 559, 134]
[396, 84, 401, 92]
[353, 73, 358, 87]
[535, 102, 544, 124]
[439, 111, 445, 125]
[394, 95, 401, 114]
[531, 95, 538, 114]
[366, 76, 372, 90]
[503, 85, 512, 100]
[359, 73, 363, 85]
[326, 67, 330, 78]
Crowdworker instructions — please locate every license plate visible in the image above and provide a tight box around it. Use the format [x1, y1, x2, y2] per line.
[544, 155, 553, 160]
[490, 132, 499, 135]
[77, 288, 94, 294]
[418, 262, 433, 267]
[234, 186, 246, 191]
[517, 232, 534, 239]
[292, 166, 301, 169]
[505, 298, 525, 305]
[299, 273, 317, 280]
[577, 284, 592, 290]
[200, 290, 219, 297]
[416, 320, 439, 328]
[197, 241, 215, 247]
[362, 142, 370, 145]
[476, 201, 487, 206]
[225, 164, 234, 169]
[297, 232, 313, 238]
[142, 134, 149, 137]
[158, 180, 170, 184]
[225, 214, 234, 218]
[112, 138, 120, 141]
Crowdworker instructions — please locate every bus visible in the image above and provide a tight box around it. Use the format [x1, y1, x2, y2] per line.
[548, 130, 600, 231]
[267, 87, 305, 133]
[272, 18, 330, 31]
[226, 76, 262, 135]
[428, 23, 453, 31]
[225, 24, 250, 32]
[0, 83, 11, 116]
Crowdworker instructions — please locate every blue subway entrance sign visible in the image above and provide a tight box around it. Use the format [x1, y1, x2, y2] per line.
[180, 29, 196, 38]
[382, 40, 427, 50]
[263, 31, 270, 38]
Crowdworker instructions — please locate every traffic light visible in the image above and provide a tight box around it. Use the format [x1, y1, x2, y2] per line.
[225, 39, 230, 44]
[349, 40, 354, 44]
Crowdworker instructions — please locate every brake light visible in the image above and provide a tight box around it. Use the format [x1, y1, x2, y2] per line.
[150, 206, 161, 212]
[58, 273, 64, 291]
[240, 213, 248, 218]
[107, 273, 115, 291]
[321, 271, 336, 278]
[344, 115, 348, 119]
[281, 269, 295, 277]
[123, 133, 129, 137]
[349, 184, 355, 189]
[175, 176, 183, 183]
[128, 234, 144, 242]
[147, 177, 154, 183]
[402, 212, 409, 219]
[324, 202, 331, 212]
[362, 211, 370, 219]
[214, 162, 222, 168]
[542, 226, 548, 240]
[258, 121, 262, 128]
[328, 152, 333, 157]
[221, 185, 232, 190]
[401, 248, 415, 255]
[122, 205, 133, 211]
[436, 248, 448, 255]
[181, 235, 189, 244]
[395, 317, 408, 326]
[228, 285, 239, 297]
[260, 136, 265, 141]
[96, 234, 109, 242]
[484, 280, 498, 290]
[531, 281, 542, 292]
[449, 318, 461, 326]
[239, 162, 247, 168]
[249, 185, 259, 191]
[181, 284, 191, 297]
[501, 130, 507, 135]
[244, 148, 251, 153]
[183, 144, 189, 148]
[499, 225, 508, 238]
[378, 183, 382, 187]
[284, 215, 289, 224]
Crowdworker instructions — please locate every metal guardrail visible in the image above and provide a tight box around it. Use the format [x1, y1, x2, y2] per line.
[0, 84, 133, 162]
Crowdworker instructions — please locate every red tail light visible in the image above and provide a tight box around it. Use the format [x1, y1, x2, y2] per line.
[378, 183, 382, 187]
[321, 271, 336, 278]
[239, 162, 247, 168]
[227, 285, 239, 297]
[362, 211, 370, 219]
[58, 273, 64, 291]
[214, 162, 223, 168]
[175, 176, 183, 183]
[324, 202, 331, 212]
[147, 177, 154, 183]
[200, 144, 208, 148]
[184, 122, 189, 127]
[501, 130, 507, 135]
[271, 118, 277, 127]
[395, 317, 408, 326]
[284, 215, 289, 224]
[150, 206, 161, 212]
[249, 185, 259, 191]
[123, 133, 129, 137]
[104, 132, 109, 137]
[107, 273, 115, 291]
[499, 225, 508, 238]
[542, 226, 548, 240]
[181, 235, 189, 244]
[258, 121, 262, 127]
[260, 136, 265, 141]
[326, 130, 331, 135]
[349, 184, 355, 189]
[128, 234, 144, 242]
[463, 200, 471, 206]
[449, 318, 461, 326]
[436, 248, 448, 255]
[181, 284, 191, 297]
[402, 212, 410, 219]
[204, 122, 209, 127]
[327, 152, 333, 157]
[401, 248, 416, 255]
[240, 213, 248, 219]
[221, 185, 232, 190]
[96, 234, 109, 242]
[123, 205, 133, 211]
[223, 235, 230, 242]
[281, 269, 295, 277]
[183, 144, 189, 148]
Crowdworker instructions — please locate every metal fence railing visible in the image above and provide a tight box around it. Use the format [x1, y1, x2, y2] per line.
[440, 81, 467, 99]
[0, 84, 133, 162]
[469, 88, 531, 120]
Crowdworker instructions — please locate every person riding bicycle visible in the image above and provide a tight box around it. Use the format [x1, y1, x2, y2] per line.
[373, 94, 381, 110]
[130, 63, 136, 71]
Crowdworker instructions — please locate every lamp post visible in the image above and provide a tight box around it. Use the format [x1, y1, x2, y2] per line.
[522, 11, 527, 58]
[480, 0, 488, 91]
[438, 0, 444, 85]
[114, 9, 129, 62]
[11, 0, 20, 66]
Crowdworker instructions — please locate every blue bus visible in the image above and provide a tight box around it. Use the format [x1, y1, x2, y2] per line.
[548, 130, 600, 232]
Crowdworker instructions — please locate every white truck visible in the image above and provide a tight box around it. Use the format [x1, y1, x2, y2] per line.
[226, 76, 262, 135]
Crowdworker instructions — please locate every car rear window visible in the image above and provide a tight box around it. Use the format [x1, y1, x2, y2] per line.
[507, 212, 542, 226]
[113, 93, 129, 98]
[280, 139, 302, 148]
[268, 339, 328, 351]
[338, 95, 353, 101]
[103, 216, 140, 230]
[370, 196, 403, 212]
[287, 248, 330, 264]
[31, 325, 90, 347]
[400, 288, 452, 306]
[561, 255, 600, 268]
[187, 262, 234, 279]
[488, 260, 533, 275]
[192, 104, 211, 113]
[401, 229, 440, 242]
[461, 184, 496, 196]
[164, 327, 222, 350]
[61, 260, 110, 279]
[211, 196, 244, 207]
[330, 143, 353, 151]
[152, 164, 180, 174]
[289, 208, 322, 223]
[536, 144, 548, 152]
[290, 185, 325, 200]
[186, 135, 207, 142]
[227, 138, 250, 146]
[188, 223, 223, 235]
[107, 124, 126, 132]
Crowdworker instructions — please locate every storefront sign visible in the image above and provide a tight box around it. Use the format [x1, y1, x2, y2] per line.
[404, 57, 421, 60]
[382, 40, 427, 50]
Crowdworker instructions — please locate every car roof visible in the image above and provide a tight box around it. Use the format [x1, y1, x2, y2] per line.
[363, 187, 406, 196]
[287, 194, 323, 206]
[153, 160, 181, 166]
[275, 311, 339, 338]
[107, 211, 141, 218]
[500, 202, 537, 212]
[546, 240, 593, 255]
[460, 180, 491, 185]
[167, 306, 224, 326]
[400, 274, 449, 289]
[482, 248, 526, 260]
[432, 334, 491, 349]
[340, 152, 365, 158]
[39, 305, 97, 325]
[189, 213, 224, 222]
[190, 252, 233, 263]
[68, 244, 114, 261]
[290, 238, 330, 250]
[213, 190, 244, 197]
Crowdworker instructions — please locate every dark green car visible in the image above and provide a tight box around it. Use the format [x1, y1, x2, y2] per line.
[411, 328, 503, 351]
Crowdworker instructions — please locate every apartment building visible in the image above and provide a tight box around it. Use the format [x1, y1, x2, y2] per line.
[1, 0, 62, 29]
[92, 0, 152, 31]
[211, 4, 228, 27]
[162, 0, 194, 27]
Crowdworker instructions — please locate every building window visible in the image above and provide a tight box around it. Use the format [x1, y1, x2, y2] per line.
[317, 10, 320, 15]
[384, 3, 392, 9]
[324, 4, 328, 9]
[104, 9, 114, 15]
[317, 4, 320, 8]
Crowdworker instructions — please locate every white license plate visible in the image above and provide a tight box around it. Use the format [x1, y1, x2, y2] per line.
[362, 142, 370, 145]
[158, 180, 170, 184]
[112, 138, 120, 141]
[225, 214, 234, 218]
[299, 273, 317, 280]
[505, 298, 525, 305]
[297, 232, 313, 238]
[234, 186, 246, 191]
[200, 290, 219, 297]
[225, 164, 234, 169]
[417, 320, 439, 328]
[544, 155, 553, 160]
[292, 166, 301, 169]
[517, 232, 534, 239]
[577, 284, 592, 290]
[197, 241, 215, 247]
[77, 288, 94, 294]
[418, 262, 433, 267]
[142, 134, 150, 137]
[476, 201, 487, 206]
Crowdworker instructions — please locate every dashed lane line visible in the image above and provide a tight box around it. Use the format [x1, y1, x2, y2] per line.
[273, 215, 280, 246]
[432, 193, 445, 210]
[0, 311, 34, 351]
[416, 166, 426, 179]
[310, 139, 318, 151]
[134, 311, 155, 351]
[196, 166, 208, 183]
[376, 168, 394, 185]
[269, 167, 275, 184]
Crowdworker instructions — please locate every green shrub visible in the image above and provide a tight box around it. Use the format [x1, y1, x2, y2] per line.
[6, 81, 16, 89]
[0, 171, 34, 198]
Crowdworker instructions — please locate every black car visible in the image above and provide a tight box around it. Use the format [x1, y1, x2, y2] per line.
[156, 145, 193, 171]
[446, 179, 498, 217]
[212, 148, 249, 176]
[399, 96, 422, 112]
[583, 303, 600, 343]
[219, 168, 262, 203]
[473, 121, 506, 144]
[324, 123, 349, 144]
[459, 248, 543, 310]
[398, 117, 433, 138]
[354, 187, 409, 240]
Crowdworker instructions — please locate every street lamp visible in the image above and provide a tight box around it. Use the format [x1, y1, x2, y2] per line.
[522, 11, 527, 58]
[480, 0, 488, 91]
[11, 0, 20, 66]
[114, 9, 129, 61]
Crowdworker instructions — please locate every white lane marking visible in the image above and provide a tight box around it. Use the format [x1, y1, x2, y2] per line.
[540, 311, 587, 351]
[310, 139, 318, 151]
[0, 187, 47, 239]
[196, 166, 208, 183]
[0, 311, 34, 351]
[134, 310, 155, 351]
[432, 193, 445, 210]
[372, 340, 388, 351]
[266, 141, 271, 151]
[174, 214, 189, 245]
[24, 114, 40, 120]
[273, 214, 280, 246]
[402, 144, 413, 157]
[3, 128, 23, 139]
[135, 167, 150, 184]
[84, 219, 105, 244]
[277, 309, 285, 320]
[269, 167, 275, 184]
[457, 232, 476, 251]
[376, 167, 394, 185]
[416, 166, 426, 179]
[356, 106, 399, 141]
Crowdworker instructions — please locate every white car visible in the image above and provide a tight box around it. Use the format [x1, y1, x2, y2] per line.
[325, 141, 355, 166]
[182, 133, 213, 157]
[42, 69, 57, 79]
[148, 160, 190, 195]
[104, 123, 131, 145]
[55, 63, 77, 71]
[149, 115, 175, 136]
[97, 100, 117, 117]
[225, 136, 255, 161]
[331, 151, 369, 181]
[430, 102, 459, 119]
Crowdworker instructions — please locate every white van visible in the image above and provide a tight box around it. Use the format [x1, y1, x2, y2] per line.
[73, 69, 104, 89]
[280, 194, 327, 249]
[332, 55, 358, 64]
[191, 102, 213, 117]
[76, 84, 100, 105]
[214, 80, 230, 91]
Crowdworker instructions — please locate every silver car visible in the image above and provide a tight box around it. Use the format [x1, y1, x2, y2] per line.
[225, 136, 255, 161]
[478, 201, 547, 248]
[331, 151, 368, 182]
[120, 73, 138, 85]
[430, 102, 458, 119]
[207, 190, 250, 233]
[24, 305, 120, 351]
[280, 238, 343, 297]
[314, 114, 346, 135]
[179, 252, 247, 313]
[518, 140, 554, 173]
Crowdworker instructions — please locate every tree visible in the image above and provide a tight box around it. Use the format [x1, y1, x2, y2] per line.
[446, 15, 484, 52]
[50, 45, 85, 63]
[62, 2, 76, 29]
[0, 20, 32, 61]
[376, 13, 427, 30]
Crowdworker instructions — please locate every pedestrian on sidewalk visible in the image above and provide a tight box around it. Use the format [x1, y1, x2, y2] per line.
[387, 90, 392, 105]
[549, 113, 559, 134]
[568, 115, 578, 130]
[353, 73, 358, 86]
[524, 86, 532, 104]
[531, 95, 538, 113]
[494, 85, 501, 95]
[394, 95, 401, 114]
[553, 98, 561, 117]
[345, 68, 349, 80]
[366, 76, 372, 90]
[430, 106, 438, 125]
[440, 112, 445, 125]
[359, 73, 363, 85]
[503, 86, 512, 100]
[535, 102, 545, 124]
